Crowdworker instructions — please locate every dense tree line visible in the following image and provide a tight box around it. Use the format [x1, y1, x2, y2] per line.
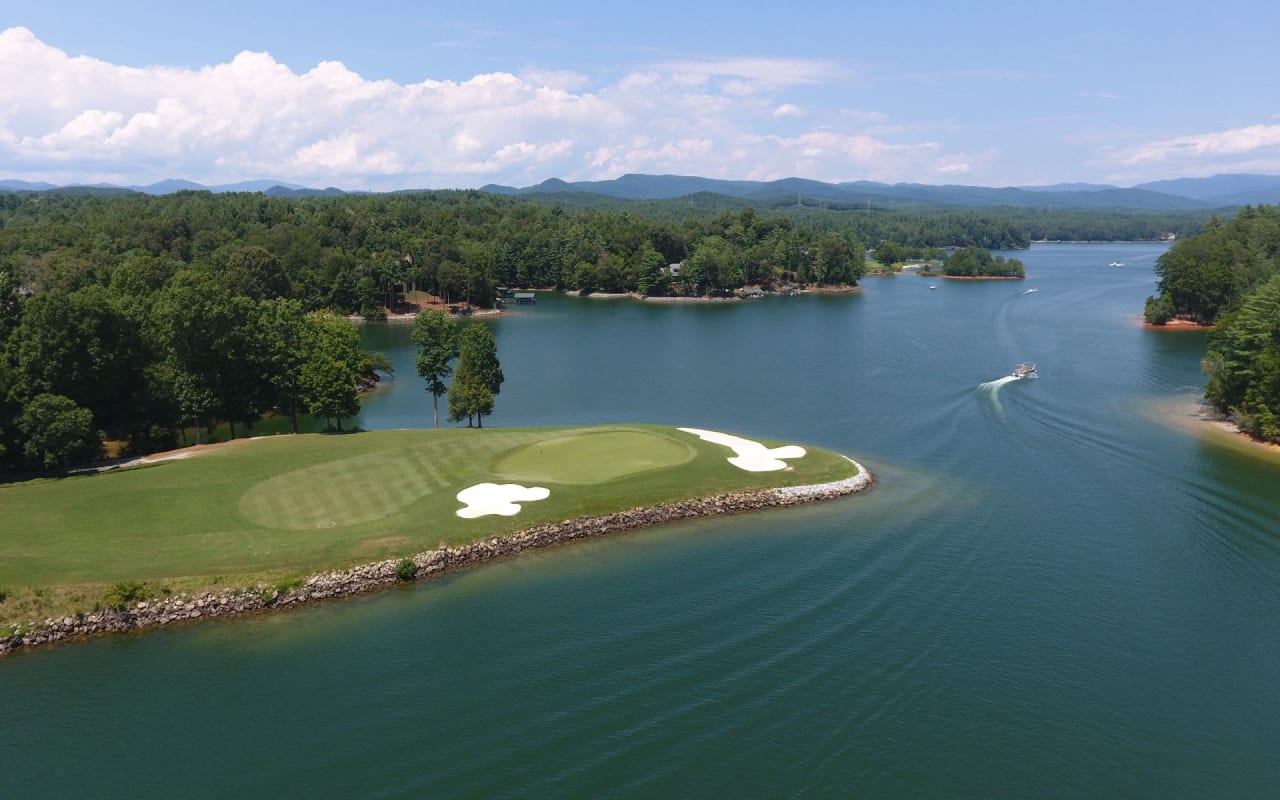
[0, 191, 1206, 313]
[0, 192, 867, 311]
[513, 191, 1209, 245]
[1013, 208, 1204, 243]
[0, 262, 384, 471]
[1143, 204, 1280, 442]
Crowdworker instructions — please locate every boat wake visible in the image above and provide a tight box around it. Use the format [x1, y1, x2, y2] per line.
[979, 375, 1020, 392]
[978, 375, 1020, 415]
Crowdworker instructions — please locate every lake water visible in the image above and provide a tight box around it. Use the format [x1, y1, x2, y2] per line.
[4, 244, 1278, 798]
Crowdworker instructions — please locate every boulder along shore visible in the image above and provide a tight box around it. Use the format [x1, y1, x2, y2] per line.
[2, 460, 873, 655]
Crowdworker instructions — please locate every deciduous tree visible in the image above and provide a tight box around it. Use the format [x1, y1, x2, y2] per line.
[299, 311, 363, 430]
[448, 324, 502, 427]
[17, 393, 100, 469]
[412, 309, 458, 428]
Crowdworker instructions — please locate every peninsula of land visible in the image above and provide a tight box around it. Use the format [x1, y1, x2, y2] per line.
[0, 425, 872, 654]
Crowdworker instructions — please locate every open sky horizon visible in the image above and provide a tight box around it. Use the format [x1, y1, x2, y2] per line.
[3, 1, 1278, 191]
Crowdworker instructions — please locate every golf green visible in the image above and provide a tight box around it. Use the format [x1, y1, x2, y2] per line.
[492, 428, 696, 484]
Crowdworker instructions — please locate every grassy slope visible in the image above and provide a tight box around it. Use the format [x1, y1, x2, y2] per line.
[0, 425, 857, 622]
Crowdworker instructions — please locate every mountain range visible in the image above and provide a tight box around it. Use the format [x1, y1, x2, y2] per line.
[3, 173, 1280, 211]
[0, 178, 347, 197]
[479, 173, 1280, 211]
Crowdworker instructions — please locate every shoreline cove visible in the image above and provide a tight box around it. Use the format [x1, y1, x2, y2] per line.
[1, 459, 872, 656]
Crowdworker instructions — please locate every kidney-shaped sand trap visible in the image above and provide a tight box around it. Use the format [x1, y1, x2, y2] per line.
[456, 483, 551, 518]
[677, 428, 807, 472]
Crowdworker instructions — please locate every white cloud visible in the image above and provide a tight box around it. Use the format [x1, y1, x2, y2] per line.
[1114, 124, 1280, 165]
[1095, 123, 1280, 182]
[518, 68, 591, 92]
[650, 57, 843, 91]
[0, 26, 974, 188]
[934, 149, 998, 178]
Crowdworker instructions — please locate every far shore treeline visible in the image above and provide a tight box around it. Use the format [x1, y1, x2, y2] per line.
[1143, 204, 1280, 442]
[0, 189, 1210, 471]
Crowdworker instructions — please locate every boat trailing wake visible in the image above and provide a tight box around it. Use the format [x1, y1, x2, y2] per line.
[978, 375, 1020, 415]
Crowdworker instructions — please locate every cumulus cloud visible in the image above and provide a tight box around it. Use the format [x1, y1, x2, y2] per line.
[1093, 123, 1280, 181]
[0, 26, 962, 188]
[1114, 124, 1280, 165]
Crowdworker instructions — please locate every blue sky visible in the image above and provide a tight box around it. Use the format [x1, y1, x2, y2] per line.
[2, 0, 1278, 190]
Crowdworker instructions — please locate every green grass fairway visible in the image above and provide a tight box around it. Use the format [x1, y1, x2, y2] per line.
[492, 429, 696, 484]
[0, 424, 859, 623]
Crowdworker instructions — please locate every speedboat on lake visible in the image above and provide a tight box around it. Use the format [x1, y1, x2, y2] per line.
[1109, 261, 1124, 267]
[1012, 362, 1037, 379]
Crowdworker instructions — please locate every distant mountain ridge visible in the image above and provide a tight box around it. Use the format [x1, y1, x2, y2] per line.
[0, 178, 316, 196]
[481, 173, 1280, 210]
[4, 173, 1280, 210]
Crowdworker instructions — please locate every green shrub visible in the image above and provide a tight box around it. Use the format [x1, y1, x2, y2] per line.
[395, 558, 417, 582]
[274, 577, 303, 594]
[106, 581, 148, 610]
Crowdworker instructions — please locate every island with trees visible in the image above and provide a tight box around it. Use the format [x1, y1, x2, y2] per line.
[936, 246, 1026, 278]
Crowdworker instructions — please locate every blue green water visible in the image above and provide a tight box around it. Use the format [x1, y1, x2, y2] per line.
[4, 244, 1278, 798]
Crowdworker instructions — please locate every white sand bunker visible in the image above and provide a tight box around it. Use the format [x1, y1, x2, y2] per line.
[678, 428, 807, 472]
[456, 483, 551, 519]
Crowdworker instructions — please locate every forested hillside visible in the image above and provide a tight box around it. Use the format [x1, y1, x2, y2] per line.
[1144, 204, 1280, 441]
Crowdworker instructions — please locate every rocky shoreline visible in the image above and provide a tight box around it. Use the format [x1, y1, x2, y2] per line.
[1, 460, 872, 655]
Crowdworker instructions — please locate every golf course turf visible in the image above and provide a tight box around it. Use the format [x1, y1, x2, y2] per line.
[0, 424, 866, 635]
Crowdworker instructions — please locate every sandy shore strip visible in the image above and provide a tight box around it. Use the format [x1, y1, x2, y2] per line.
[2, 460, 873, 655]
[1149, 394, 1280, 457]
[1136, 316, 1215, 331]
[349, 308, 503, 323]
